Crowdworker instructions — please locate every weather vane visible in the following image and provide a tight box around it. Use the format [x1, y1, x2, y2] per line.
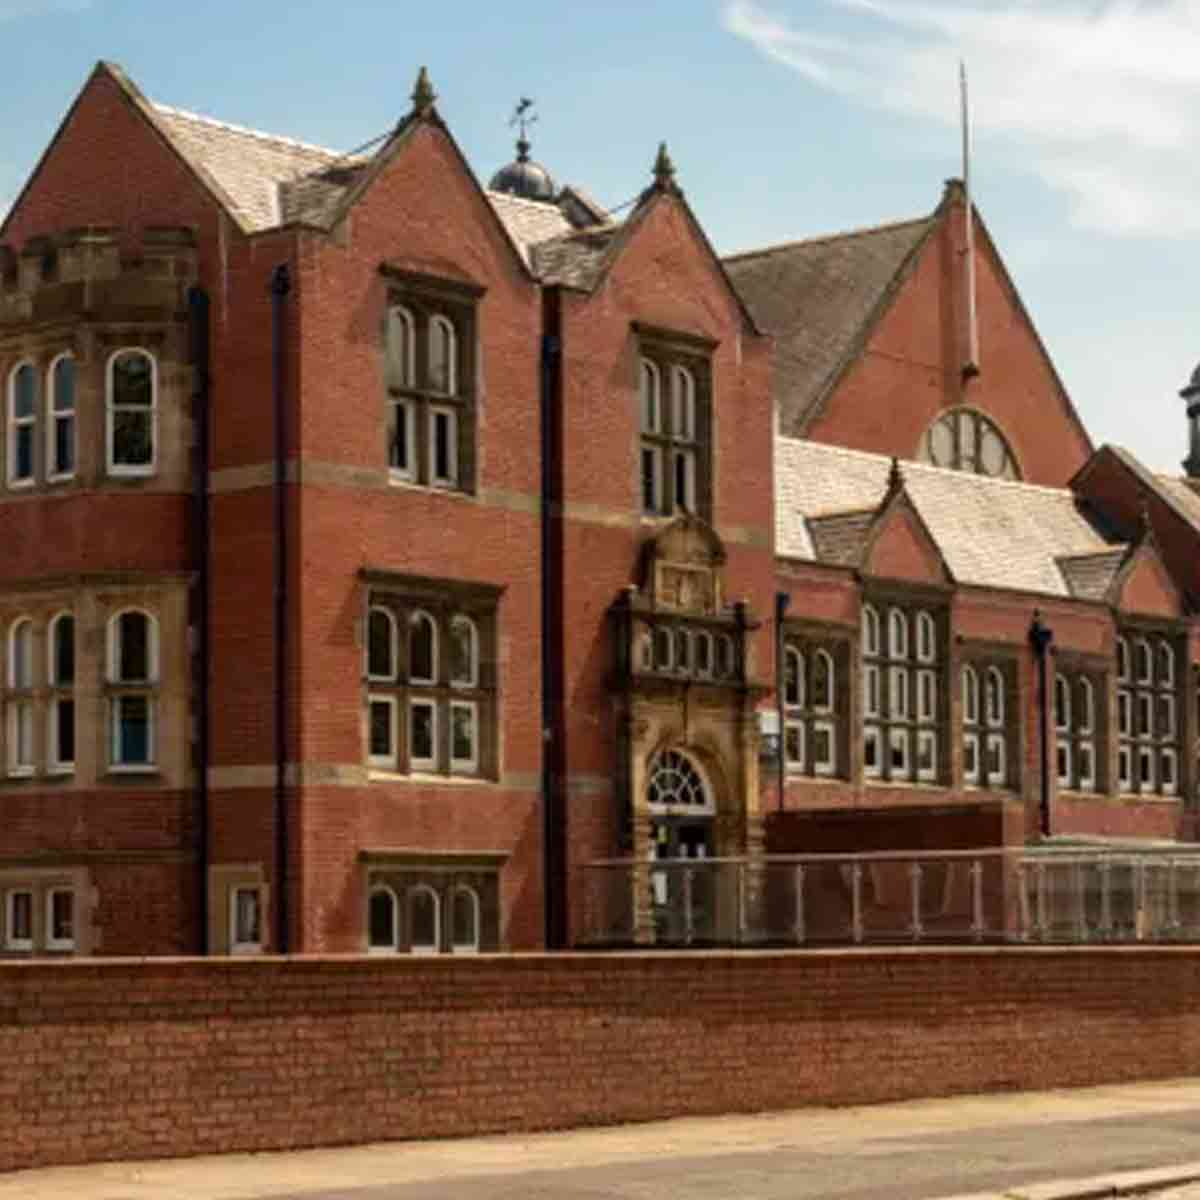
[510, 97, 538, 160]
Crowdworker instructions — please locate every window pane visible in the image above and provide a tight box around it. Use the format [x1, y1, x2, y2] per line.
[112, 409, 153, 467]
[716, 635, 734, 678]
[118, 612, 149, 681]
[673, 449, 694, 512]
[452, 888, 478, 949]
[116, 696, 152, 764]
[410, 889, 438, 951]
[52, 356, 75, 413]
[641, 361, 659, 433]
[55, 699, 75, 766]
[13, 426, 32, 481]
[863, 726, 881, 774]
[49, 891, 74, 945]
[963, 733, 979, 781]
[812, 722, 834, 772]
[386, 308, 413, 389]
[112, 352, 153, 407]
[410, 702, 435, 763]
[888, 728, 909, 777]
[432, 408, 456, 482]
[429, 320, 454, 394]
[694, 633, 711, 675]
[785, 722, 803, 765]
[9, 892, 32, 942]
[641, 445, 661, 513]
[449, 617, 475, 685]
[962, 667, 978, 725]
[234, 888, 261, 945]
[451, 703, 476, 765]
[12, 702, 33, 768]
[986, 670, 1005, 726]
[53, 412, 75, 476]
[784, 650, 801, 707]
[12, 363, 35, 419]
[410, 614, 435, 682]
[369, 700, 393, 759]
[12, 621, 32, 688]
[812, 652, 832, 710]
[673, 367, 694, 439]
[53, 619, 75, 686]
[369, 889, 396, 949]
[388, 401, 411, 473]
[928, 416, 954, 467]
[368, 610, 394, 678]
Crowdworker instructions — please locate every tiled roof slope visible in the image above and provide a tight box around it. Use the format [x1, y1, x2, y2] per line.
[485, 191, 575, 267]
[1057, 550, 1127, 601]
[775, 439, 1123, 598]
[1154, 473, 1200, 531]
[724, 218, 936, 436]
[152, 104, 359, 231]
[530, 226, 623, 288]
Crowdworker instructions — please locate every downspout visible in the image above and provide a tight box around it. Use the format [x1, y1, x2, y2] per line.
[540, 286, 567, 949]
[188, 286, 211, 954]
[1029, 611, 1054, 839]
[270, 264, 292, 954]
[775, 592, 791, 814]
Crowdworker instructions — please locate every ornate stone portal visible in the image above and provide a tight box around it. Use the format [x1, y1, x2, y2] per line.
[609, 515, 765, 943]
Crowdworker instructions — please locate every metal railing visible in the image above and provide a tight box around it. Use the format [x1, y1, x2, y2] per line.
[577, 846, 1200, 948]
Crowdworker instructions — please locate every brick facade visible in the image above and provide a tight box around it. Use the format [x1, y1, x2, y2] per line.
[1, 62, 1198, 958]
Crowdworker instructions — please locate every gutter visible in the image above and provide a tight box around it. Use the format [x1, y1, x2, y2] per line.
[270, 263, 292, 953]
[187, 285, 211, 953]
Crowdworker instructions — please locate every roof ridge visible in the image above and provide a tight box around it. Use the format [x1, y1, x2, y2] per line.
[723, 215, 935, 264]
[152, 101, 350, 162]
[775, 437, 1085, 501]
[485, 188, 565, 213]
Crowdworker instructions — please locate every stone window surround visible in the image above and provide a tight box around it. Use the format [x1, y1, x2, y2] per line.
[1115, 622, 1185, 799]
[379, 263, 484, 497]
[1053, 654, 1106, 796]
[359, 568, 504, 783]
[960, 650, 1020, 793]
[781, 620, 851, 781]
[633, 321, 716, 524]
[0, 865, 91, 956]
[0, 326, 186, 496]
[0, 578, 190, 791]
[208, 863, 268, 956]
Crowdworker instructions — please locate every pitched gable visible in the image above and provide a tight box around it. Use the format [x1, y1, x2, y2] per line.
[861, 491, 950, 586]
[1114, 542, 1184, 619]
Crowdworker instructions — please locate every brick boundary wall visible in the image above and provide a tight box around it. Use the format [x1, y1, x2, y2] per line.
[3, 948, 1200, 1173]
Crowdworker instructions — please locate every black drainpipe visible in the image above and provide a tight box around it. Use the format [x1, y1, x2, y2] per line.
[188, 286, 211, 954]
[1029, 611, 1054, 839]
[270, 264, 292, 954]
[775, 592, 790, 815]
[540, 287, 567, 949]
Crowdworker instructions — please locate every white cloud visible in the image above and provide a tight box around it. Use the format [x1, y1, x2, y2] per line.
[723, 0, 1200, 236]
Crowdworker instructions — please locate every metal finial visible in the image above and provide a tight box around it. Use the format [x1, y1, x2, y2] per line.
[510, 97, 538, 163]
[411, 66, 437, 115]
[653, 142, 676, 189]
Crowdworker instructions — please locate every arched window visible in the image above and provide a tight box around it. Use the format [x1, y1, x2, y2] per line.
[6, 617, 34, 777]
[887, 609, 908, 659]
[47, 353, 75, 480]
[715, 634, 735, 679]
[861, 604, 880, 657]
[812, 650, 834, 713]
[640, 359, 661, 434]
[962, 666, 979, 726]
[985, 667, 1005, 727]
[647, 749, 712, 811]
[428, 315, 456, 395]
[669, 366, 697, 511]
[1158, 642, 1175, 688]
[1078, 677, 1094, 735]
[916, 611, 936, 663]
[1117, 637, 1129, 682]
[408, 884, 441, 955]
[1135, 638, 1152, 686]
[783, 647, 803, 708]
[385, 305, 414, 390]
[8, 617, 32, 689]
[449, 615, 478, 687]
[367, 607, 397, 681]
[672, 366, 695, 441]
[409, 610, 437, 684]
[8, 361, 36, 486]
[107, 349, 156, 475]
[693, 631, 712, 676]
[920, 407, 1020, 479]
[640, 358, 663, 513]
[1054, 674, 1070, 732]
[451, 885, 480, 954]
[107, 610, 158, 769]
[368, 886, 398, 952]
[653, 626, 674, 672]
[674, 628, 690, 673]
[47, 612, 75, 773]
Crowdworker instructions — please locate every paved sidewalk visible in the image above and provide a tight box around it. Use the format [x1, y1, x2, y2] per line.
[7, 1078, 1200, 1200]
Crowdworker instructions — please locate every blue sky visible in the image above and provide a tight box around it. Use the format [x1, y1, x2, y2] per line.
[2, 0, 1196, 473]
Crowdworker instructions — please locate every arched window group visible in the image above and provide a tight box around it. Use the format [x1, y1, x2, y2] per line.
[365, 596, 493, 777]
[639, 350, 706, 518]
[3, 607, 155, 777]
[368, 881, 481, 954]
[782, 641, 839, 777]
[962, 663, 1010, 788]
[1055, 670, 1097, 792]
[861, 603, 941, 783]
[383, 298, 467, 490]
[636, 621, 738, 683]
[4, 348, 156, 488]
[1116, 633, 1179, 796]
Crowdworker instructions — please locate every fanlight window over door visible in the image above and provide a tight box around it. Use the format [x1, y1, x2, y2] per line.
[920, 408, 1019, 479]
[646, 749, 712, 812]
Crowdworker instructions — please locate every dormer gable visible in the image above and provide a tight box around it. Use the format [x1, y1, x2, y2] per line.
[860, 467, 951, 587]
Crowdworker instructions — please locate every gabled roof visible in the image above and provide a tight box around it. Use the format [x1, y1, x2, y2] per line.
[775, 439, 1123, 598]
[724, 216, 936, 435]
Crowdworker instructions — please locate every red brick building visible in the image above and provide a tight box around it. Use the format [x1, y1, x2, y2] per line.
[1, 62, 1197, 956]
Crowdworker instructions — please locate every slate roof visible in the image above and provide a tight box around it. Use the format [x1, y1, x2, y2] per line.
[151, 103, 363, 232]
[1154, 473, 1200, 532]
[530, 226, 623, 288]
[485, 191, 575, 268]
[775, 439, 1124, 598]
[1056, 550, 1127, 601]
[724, 217, 937, 437]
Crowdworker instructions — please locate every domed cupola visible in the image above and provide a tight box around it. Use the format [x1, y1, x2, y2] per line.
[489, 98, 556, 203]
